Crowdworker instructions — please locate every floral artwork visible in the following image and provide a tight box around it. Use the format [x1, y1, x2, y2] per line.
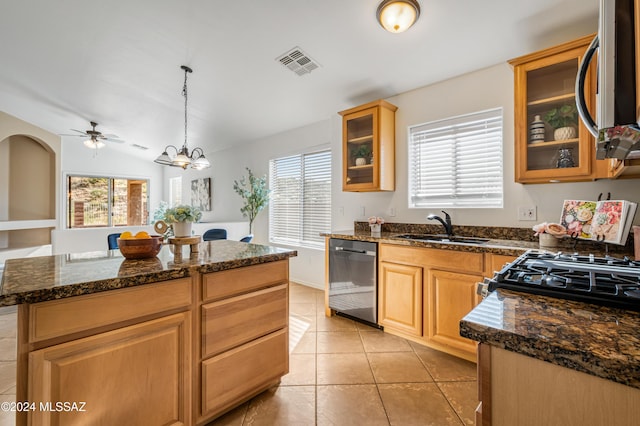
[559, 200, 597, 239]
[590, 201, 623, 242]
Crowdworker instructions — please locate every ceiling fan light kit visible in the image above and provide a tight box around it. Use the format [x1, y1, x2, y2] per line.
[377, 0, 420, 33]
[154, 65, 211, 170]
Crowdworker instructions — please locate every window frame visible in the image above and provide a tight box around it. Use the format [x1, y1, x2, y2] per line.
[268, 148, 332, 250]
[407, 107, 504, 209]
[65, 173, 150, 229]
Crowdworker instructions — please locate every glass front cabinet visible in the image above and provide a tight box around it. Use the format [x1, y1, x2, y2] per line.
[509, 34, 610, 183]
[339, 100, 397, 192]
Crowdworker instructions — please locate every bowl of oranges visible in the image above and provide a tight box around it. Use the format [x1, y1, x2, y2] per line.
[117, 231, 163, 259]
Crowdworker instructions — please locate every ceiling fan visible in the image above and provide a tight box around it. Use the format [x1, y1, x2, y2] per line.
[61, 121, 125, 149]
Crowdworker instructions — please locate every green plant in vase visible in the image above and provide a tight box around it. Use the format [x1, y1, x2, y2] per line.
[544, 104, 578, 140]
[351, 144, 372, 166]
[233, 167, 270, 234]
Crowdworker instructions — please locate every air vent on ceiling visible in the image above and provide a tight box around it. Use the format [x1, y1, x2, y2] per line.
[276, 46, 320, 76]
[130, 143, 149, 150]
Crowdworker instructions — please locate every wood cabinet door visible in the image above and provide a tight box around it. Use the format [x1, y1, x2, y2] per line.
[28, 312, 191, 426]
[379, 261, 423, 336]
[426, 269, 481, 355]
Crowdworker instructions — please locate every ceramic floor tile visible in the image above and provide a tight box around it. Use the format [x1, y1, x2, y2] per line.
[317, 353, 375, 385]
[0, 363, 15, 395]
[0, 339, 16, 362]
[0, 313, 16, 340]
[437, 381, 478, 425]
[360, 330, 412, 352]
[289, 290, 319, 305]
[0, 394, 15, 426]
[280, 353, 316, 386]
[290, 303, 316, 317]
[243, 385, 315, 426]
[206, 402, 247, 426]
[290, 331, 316, 354]
[317, 331, 364, 353]
[413, 346, 477, 382]
[355, 321, 381, 332]
[315, 313, 358, 332]
[290, 314, 316, 332]
[317, 385, 389, 426]
[378, 383, 464, 426]
[367, 352, 433, 384]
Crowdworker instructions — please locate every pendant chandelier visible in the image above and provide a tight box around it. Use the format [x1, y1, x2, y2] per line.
[154, 65, 211, 170]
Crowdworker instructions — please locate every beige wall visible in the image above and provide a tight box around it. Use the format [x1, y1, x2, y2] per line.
[0, 111, 60, 250]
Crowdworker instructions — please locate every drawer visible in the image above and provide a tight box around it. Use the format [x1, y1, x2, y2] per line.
[380, 244, 484, 274]
[202, 283, 288, 357]
[201, 328, 288, 416]
[202, 260, 288, 302]
[29, 278, 192, 344]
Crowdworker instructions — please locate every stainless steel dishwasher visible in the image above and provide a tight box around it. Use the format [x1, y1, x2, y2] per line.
[328, 238, 378, 326]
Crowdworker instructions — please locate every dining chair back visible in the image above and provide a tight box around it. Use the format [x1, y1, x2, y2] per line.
[107, 233, 121, 250]
[239, 234, 253, 243]
[203, 228, 227, 241]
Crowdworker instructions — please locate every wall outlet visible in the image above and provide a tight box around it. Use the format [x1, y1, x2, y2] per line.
[388, 207, 396, 217]
[518, 206, 537, 221]
[360, 206, 365, 217]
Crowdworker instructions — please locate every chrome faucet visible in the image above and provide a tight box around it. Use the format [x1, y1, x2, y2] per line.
[427, 210, 453, 237]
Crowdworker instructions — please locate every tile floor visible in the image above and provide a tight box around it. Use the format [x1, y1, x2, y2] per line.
[0, 284, 478, 426]
[210, 283, 478, 426]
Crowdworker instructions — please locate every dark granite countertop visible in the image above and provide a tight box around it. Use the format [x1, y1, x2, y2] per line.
[322, 226, 634, 259]
[323, 230, 541, 257]
[0, 240, 297, 307]
[460, 289, 640, 390]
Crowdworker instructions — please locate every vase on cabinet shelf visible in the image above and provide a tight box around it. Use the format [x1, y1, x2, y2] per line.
[553, 126, 576, 141]
[530, 115, 545, 143]
[556, 148, 576, 168]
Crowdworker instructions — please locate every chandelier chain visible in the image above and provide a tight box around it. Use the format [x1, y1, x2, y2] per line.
[183, 69, 188, 150]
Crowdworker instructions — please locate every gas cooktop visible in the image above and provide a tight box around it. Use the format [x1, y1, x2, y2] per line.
[484, 250, 640, 311]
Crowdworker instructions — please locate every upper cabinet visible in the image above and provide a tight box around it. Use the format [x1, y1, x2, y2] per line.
[510, 34, 610, 183]
[339, 100, 397, 192]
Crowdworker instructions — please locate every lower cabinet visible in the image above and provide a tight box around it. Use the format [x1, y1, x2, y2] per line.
[28, 312, 191, 426]
[379, 261, 423, 336]
[198, 260, 290, 423]
[379, 244, 489, 361]
[426, 269, 481, 354]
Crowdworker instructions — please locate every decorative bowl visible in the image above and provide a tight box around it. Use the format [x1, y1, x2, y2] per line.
[117, 235, 163, 259]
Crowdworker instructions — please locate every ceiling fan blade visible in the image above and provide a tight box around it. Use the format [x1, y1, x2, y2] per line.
[104, 137, 125, 144]
[70, 129, 89, 135]
[59, 133, 89, 137]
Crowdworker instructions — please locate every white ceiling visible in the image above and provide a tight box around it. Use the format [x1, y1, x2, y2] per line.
[0, 0, 598, 161]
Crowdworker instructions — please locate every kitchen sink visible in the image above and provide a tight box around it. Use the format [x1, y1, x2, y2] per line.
[393, 234, 490, 244]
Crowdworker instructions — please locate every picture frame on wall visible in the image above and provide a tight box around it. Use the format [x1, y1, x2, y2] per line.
[191, 177, 211, 211]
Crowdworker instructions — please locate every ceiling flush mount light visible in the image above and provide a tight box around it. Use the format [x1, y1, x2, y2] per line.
[376, 0, 421, 33]
[154, 65, 211, 170]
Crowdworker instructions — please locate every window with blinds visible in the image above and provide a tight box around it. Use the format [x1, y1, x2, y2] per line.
[408, 108, 503, 208]
[269, 149, 331, 248]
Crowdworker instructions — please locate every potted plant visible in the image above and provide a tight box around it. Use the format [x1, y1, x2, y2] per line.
[163, 204, 202, 237]
[233, 167, 270, 234]
[351, 144, 372, 166]
[544, 104, 578, 140]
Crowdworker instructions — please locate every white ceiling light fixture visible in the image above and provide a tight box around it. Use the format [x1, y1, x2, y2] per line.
[377, 0, 421, 33]
[154, 65, 211, 170]
[83, 136, 105, 150]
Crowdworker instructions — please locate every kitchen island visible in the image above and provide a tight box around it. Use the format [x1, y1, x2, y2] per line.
[460, 289, 640, 426]
[1, 240, 296, 426]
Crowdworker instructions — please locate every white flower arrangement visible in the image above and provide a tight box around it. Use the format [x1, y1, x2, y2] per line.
[368, 216, 384, 225]
[533, 222, 566, 237]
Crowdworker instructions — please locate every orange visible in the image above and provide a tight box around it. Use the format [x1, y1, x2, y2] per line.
[135, 231, 150, 239]
[120, 231, 133, 239]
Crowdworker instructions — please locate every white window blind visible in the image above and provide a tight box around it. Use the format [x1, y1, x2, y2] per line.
[169, 176, 182, 206]
[409, 108, 503, 208]
[269, 149, 331, 248]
